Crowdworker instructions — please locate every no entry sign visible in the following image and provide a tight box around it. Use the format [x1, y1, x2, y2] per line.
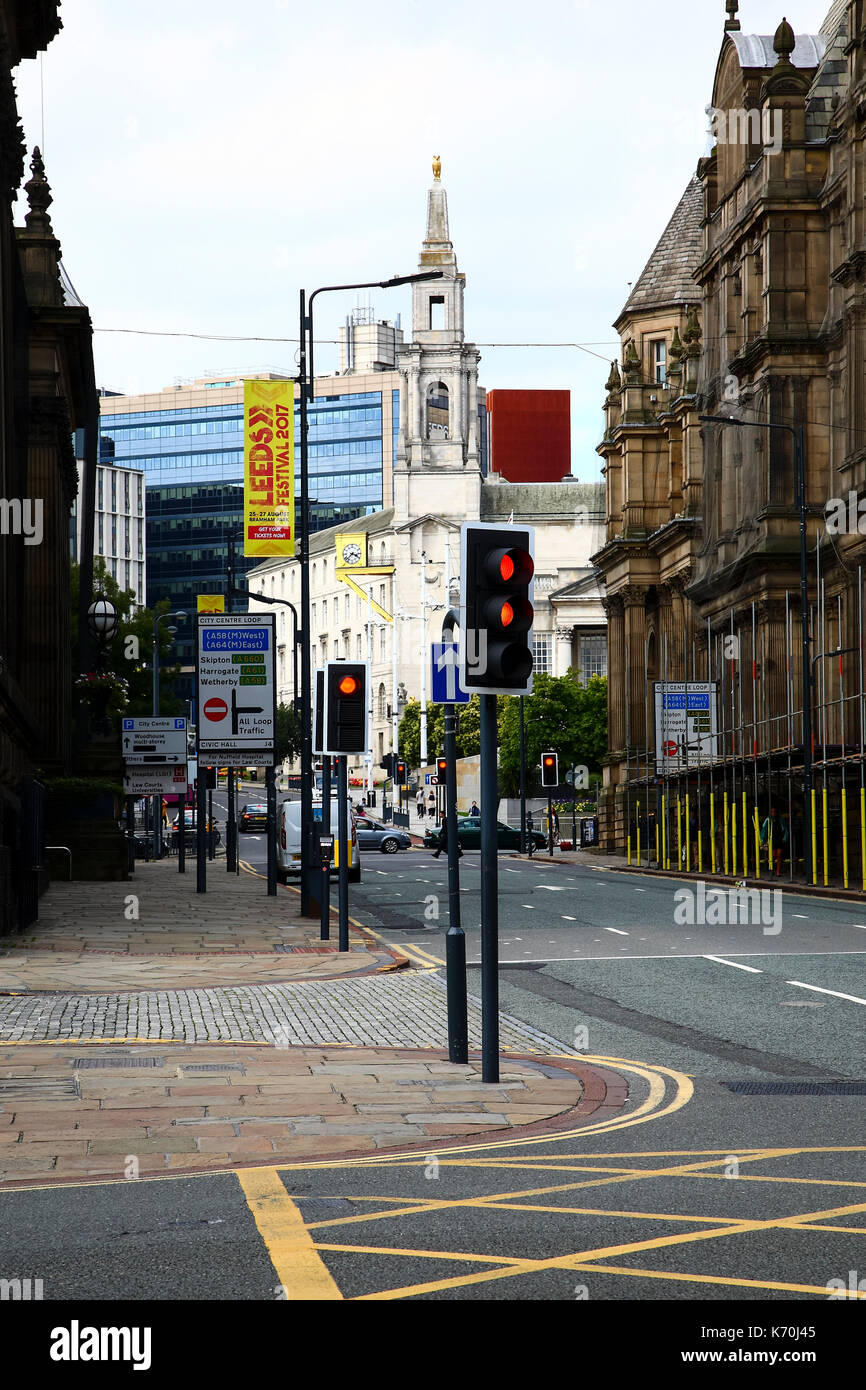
[203, 697, 228, 722]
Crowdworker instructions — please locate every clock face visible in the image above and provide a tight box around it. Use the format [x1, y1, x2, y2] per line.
[341, 542, 362, 565]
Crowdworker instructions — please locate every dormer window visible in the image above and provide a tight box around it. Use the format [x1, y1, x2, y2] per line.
[652, 340, 667, 384]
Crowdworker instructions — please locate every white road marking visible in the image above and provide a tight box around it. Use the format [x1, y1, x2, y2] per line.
[793, 914, 809, 920]
[604, 927, 629, 936]
[522, 905, 535, 910]
[503, 868, 520, 874]
[634, 888, 646, 892]
[705, 956, 763, 973]
[538, 886, 566, 892]
[787, 980, 866, 1006]
[562, 915, 577, 921]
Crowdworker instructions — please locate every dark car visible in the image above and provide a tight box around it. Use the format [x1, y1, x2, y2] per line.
[353, 814, 412, 854]
[239, 803, 268, 833]
[424, 816, 546, 851]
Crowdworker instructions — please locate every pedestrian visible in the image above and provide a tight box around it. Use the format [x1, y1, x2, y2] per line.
[428, 790, 436, 817]
[761, 805, 787, 877]
[433, 814, 463, 859]
[416, 789, 425, 820]
[470, 800, 480, 816]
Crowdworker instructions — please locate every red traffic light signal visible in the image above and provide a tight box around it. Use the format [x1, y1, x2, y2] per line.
[394, 759, 407, 784]
[324, 661, 369, 754]
[460, 524, 535, 695]
[541, 752, 559, 788]
[436, 757, 448, 785]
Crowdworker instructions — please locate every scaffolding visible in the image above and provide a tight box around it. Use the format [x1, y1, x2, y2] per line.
[621, 565, 866, 891]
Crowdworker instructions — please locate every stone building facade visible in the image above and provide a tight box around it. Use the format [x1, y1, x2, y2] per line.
[0, 2, 97, 929]
[594, 1, 866, 884]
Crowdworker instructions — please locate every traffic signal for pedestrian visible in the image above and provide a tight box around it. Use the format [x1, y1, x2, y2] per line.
[394, 759, 407, 785]
[459, 522, 535, 695]
[437, 757, 448, 785]
[541, 752, 558, 788]
[324, 661, 369, 754]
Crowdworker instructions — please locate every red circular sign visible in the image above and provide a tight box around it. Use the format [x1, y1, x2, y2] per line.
[203, 697, 228, 722]
[663, 740, 677, 757]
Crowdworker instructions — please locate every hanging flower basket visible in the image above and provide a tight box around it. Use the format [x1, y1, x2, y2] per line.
[75, 671, 129, 720]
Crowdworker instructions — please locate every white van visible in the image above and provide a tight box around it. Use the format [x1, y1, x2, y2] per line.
[277, 799, 361, 884]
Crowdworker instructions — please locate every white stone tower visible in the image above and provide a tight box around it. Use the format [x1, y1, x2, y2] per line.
[392, 158, 483, 523]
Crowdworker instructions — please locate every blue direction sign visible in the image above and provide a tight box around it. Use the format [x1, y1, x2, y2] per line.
[431, 642, 470, 705]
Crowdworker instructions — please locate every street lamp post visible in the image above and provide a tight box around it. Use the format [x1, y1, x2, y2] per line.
[699, 413, 812, 881]
[152, 609, 187, 860]
[297, 270, 444, 914]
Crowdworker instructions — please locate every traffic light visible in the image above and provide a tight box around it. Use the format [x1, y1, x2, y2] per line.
[205, 765, 217, 789]
[313, 669, 325, 754]
[324, 661, 369, 754]
[541, 752, 558, 788]
[394, 759, 407, 785]
[459, 522, 535, 695]
[436, 756, 448, 785]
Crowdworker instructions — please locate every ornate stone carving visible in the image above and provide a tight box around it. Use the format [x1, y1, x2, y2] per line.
[0, 32, 25, 202]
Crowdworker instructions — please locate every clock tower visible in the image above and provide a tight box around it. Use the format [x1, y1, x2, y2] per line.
[392, 158, 483, 523]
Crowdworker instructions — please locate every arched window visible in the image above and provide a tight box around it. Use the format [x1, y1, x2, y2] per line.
[378, 683, 387, 720]
[426, 381, 449, 439]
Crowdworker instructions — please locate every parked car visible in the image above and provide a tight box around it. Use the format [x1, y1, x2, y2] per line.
[424, 816, 546, 851]
[239, 803, 268, 833]
[171, 809, 220, 845]
[353, 814, 411, 854]
[277, 799, 360, 884]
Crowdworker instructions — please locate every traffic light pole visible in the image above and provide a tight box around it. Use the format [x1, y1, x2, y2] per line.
[442, 607, 467, 1063]
[266, 765, 277, 896]
[178, 788, 185, 873]
[226, 770, 237, 872]
[480, 693, 499, 1083]
[548, 793, 554, 857]
[208, 787, 215, 861]
[337, 755, 349, 952]
[320, 755, 331, 940]
[519, 696, 527, 855]
[196, 772, 207, 893]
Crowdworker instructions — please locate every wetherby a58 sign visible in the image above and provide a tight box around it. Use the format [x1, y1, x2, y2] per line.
[196, 614, 276, 759]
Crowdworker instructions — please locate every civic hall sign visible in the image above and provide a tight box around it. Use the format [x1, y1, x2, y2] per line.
[196, 614, 276, 764]
[243, 379, 295, 557]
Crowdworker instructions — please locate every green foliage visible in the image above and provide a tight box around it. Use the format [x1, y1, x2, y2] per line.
[275, 702, 301, 765]
[398, 694, 483, 768]
[42, 776, 125, 800]
[71, 560, 184, 716]
[497, 672, 608, 797]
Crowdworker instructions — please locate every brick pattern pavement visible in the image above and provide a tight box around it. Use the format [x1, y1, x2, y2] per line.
[0, 1045, 587, 1183]
[0, 974, 566, 1053]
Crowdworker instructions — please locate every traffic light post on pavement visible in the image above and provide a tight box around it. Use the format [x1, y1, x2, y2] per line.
[542, 752, 559, 858]
[324, 661, 369, 951]
[441, 606, 468, 1065]
[460, 523, 535, 1084]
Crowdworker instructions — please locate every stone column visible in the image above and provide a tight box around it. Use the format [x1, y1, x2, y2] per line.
[604, 595, 625, 756]
[622, 586, 648, 767]
[555, 626, 574, 678]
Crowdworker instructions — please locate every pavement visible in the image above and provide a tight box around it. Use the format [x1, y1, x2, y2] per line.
[0, 862, 609, 1186]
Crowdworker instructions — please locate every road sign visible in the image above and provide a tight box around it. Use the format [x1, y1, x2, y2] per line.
[196, 614, 276, 758]
[429, 776, 439, 786]
[123, 764, 188, 796]
[654, 682, 718, 772]
[121, 717, 187, 765]
[431, 642, 470, 704]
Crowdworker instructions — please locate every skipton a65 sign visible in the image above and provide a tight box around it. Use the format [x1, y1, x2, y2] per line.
[196, 613, 276, 761]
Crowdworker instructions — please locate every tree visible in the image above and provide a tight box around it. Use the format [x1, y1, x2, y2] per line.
[71, 560, 183, 717]
[497, 672, 608, 797]
[275, 702, 301, 765]
[399, 694, 483, 767]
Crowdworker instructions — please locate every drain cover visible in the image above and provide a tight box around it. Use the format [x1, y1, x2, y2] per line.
[723, 1081, 866, 1095]
[0, 1077, 78, 1100]
[72, 1057, 165, 1069]
[180, 1064, 244, 1073]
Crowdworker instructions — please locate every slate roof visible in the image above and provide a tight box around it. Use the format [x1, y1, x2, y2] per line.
[807, 3, 849, 140]
[727, 31, 827, 68]
[819, 0, 848, 40]
[617, 177, 703, 325]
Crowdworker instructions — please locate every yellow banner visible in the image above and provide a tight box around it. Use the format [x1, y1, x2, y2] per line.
[243, 380, 295, 556]
[197, 595, 225, 613]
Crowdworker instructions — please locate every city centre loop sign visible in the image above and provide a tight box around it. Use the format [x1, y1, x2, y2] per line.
[196, 614, 276, 763]
[653, 682, 718, 773]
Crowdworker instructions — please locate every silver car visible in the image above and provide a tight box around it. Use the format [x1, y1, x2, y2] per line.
[353, 814, 412, 854]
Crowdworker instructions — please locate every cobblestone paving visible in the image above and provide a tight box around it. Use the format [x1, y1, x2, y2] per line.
[0, 973, 566, 1054]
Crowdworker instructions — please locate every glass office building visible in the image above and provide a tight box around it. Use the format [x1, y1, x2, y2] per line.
[98, 372, 401, 688]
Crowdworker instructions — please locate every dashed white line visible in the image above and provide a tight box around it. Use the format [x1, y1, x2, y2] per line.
[787, 980, 866, 1006]
[562, 915, 577, 921]
[705, 956, 763, 973]
[604, 927, 629, 936]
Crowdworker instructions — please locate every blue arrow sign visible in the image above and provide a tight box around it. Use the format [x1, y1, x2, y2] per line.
[431, 642, 470, 704]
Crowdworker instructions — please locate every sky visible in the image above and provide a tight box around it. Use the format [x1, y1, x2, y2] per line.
[12, 0, 840, 480]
